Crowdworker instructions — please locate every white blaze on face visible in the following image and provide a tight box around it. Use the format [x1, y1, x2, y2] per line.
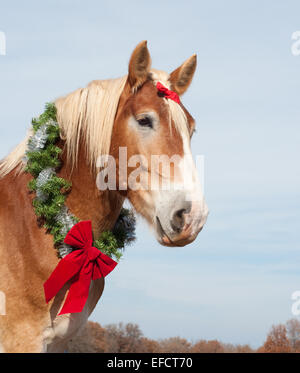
[165, 82, 207, 214]
[151, 80, 208, 240]
[180, 130, 204, 201]
[178, 132, 209, 235]
[155, 130, 208, 232]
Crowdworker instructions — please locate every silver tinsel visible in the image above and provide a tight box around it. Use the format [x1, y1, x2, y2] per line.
[35, 167, 55, 202]
[26, 119, 58, 153]
[27, 124, 48, 152]
[55, 206, 76, 237]
[58, 243, 73, 258]
[55, 206, 77, 257]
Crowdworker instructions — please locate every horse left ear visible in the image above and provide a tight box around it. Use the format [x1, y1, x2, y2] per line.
[169, 54, 197, 96]
[128, 40, 152, 90]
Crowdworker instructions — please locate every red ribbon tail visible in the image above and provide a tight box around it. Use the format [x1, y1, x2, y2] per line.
[44, 251, 84, 304]
[58, 269, 92, 315]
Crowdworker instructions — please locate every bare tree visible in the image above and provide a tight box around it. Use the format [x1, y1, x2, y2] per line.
[67, 321, 107, 353]
[159, 337, 191, 353]
[191, 340, 224, 353]
[104, 322, 144, 353]
[139, 337, 161, 353]
[286, 318, 300, 352]
[260, 324, 291, 353]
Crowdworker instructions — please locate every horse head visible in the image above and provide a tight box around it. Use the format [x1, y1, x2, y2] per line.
[111, 41, 209, 247]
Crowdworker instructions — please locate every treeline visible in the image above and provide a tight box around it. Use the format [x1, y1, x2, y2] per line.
[67, 318, 300, 353]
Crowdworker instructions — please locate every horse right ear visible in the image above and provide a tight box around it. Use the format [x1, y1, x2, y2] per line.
[128, 40, 152, 90]
[169, 54, 197, 96]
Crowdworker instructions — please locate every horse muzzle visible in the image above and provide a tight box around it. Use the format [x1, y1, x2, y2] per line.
[154, 191, 208, 247]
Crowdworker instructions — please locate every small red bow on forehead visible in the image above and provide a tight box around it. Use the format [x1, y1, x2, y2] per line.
[44, 221, 117, 315]
[156, 82, 180, 104]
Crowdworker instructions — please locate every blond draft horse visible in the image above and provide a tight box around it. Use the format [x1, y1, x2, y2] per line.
[0, 41, 208, 352]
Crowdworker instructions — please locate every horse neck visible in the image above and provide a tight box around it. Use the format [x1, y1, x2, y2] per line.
[58, 143, 124, 238]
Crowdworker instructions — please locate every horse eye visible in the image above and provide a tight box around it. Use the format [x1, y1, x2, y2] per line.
[137, 116, 153, 128]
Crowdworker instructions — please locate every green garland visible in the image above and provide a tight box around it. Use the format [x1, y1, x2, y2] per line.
[25, 103, 135, 260]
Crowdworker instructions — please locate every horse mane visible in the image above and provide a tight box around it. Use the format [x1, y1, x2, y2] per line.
[0, 76, 127, 178]
[55, 76, 128, 172]
[0, 129, 33, 178]
[0, 70, 189, 178]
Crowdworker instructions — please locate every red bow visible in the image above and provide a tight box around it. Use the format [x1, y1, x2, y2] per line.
[156, 82, 180, 104]
[44, 221, 117, 315]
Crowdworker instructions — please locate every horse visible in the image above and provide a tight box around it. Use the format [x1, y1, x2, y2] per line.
[0, 41, 208, 352]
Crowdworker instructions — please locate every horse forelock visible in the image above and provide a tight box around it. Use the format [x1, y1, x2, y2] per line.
[148, 69, 190, 141]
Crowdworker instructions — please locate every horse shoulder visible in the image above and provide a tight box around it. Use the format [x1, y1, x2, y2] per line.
[0, 170, 58, 352]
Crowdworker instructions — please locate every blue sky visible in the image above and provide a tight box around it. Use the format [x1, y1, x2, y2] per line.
[0, 0, 300, 347]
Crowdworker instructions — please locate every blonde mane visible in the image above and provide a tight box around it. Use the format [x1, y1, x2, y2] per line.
[0, 70, 189, 178]
[0, 76, 127, 177]
[0, 129, 33, 177]
[55, 76, 127, 171]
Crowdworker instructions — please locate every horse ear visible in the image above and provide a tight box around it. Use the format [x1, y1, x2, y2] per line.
[128, 40, 152, 90]
[169, 54, 197, 96]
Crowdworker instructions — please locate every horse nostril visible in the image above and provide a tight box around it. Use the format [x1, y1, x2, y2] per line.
[171, 208, 186, 233]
